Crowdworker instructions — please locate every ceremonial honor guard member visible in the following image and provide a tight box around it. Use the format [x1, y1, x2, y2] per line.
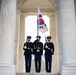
[44, 36, 54, 72]
[33, 36, 43, 72]
[23, 36, 33, 73]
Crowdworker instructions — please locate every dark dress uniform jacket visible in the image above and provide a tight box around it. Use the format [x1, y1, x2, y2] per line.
[44, 42, 54, 55]
[33, 40, 43, 55]
[23, 42, 33, 55]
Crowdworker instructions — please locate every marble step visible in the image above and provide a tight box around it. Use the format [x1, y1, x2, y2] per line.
[16, 73, 60, 75]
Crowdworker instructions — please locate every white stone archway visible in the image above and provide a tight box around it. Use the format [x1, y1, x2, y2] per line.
[0, 0, 76, 75]
[14, 0, 76, 75]
[16, 0, 60, 74]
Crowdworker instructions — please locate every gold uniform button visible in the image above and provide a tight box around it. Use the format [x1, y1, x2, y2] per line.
[48, 48, 50, 50]
[28, 47, 30, 49]
[37, 50, 40, 52]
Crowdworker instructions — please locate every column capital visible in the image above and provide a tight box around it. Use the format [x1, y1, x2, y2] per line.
[47, 11, 55, 17]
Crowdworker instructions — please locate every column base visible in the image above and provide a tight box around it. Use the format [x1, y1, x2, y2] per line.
[0, 64, 16, 75]
[61, 65, 76, 75]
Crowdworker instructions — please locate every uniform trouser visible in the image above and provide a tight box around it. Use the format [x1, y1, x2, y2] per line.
[45, 55, 52, 72]
[35, 55, 41, 72]
[25, 55, 31, 72]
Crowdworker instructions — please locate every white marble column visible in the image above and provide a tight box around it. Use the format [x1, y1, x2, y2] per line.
[17, 15, 25, 73]
[59, 0, 76, 75]
[50, 13, 60, 73]
[0, 0, 1, 18]
[0, 0, 16, 75]
[15, 0, 21, 73]
[75, 1, 76, 21]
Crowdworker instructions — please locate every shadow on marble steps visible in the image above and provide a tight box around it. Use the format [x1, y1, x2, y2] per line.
[16, 73, 60, 75]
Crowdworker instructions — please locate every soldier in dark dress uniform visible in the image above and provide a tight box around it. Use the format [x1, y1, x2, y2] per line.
[44, 36, 54, 73]
[23, 36, 33, 73]
[33, 36, 43, 73]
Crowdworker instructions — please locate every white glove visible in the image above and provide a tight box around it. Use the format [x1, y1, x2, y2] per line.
[24, 46, 26, 49]
[45, 45, 48, 48]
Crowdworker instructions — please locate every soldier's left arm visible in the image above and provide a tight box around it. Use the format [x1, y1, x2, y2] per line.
[51, 43, 54, 55]
[41, 43, 43, 55]
[31, 42, 34, 54]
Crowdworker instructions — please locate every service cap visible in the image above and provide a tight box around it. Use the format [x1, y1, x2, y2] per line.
[47, 36, 51, 39]
[36, 36, 41, 38]
[27, 36, 31, 39]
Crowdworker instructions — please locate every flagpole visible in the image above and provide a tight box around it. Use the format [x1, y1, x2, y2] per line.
[37, 20, 39, 36]
[36, 0, 39, 36]
[37, 7, 39, 36]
